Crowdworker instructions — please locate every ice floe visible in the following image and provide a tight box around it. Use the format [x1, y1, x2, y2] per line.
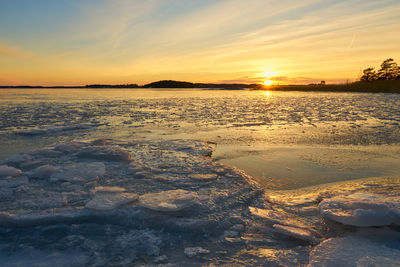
[49, 162, 105, 183]
[308, 230, 400, 266]
[249, 206, 311, 229]
[189, 173, 218, 180]
[0, 165, 22, 178]
[85, 192, 138, 210]
[29, 164, 58, 179]
[76, 145, 132, 161]
[319, 193, 400, 227]
[184, 247, 211, 258]
[139, 189, 202, 212]
[273, 224, 322, 244]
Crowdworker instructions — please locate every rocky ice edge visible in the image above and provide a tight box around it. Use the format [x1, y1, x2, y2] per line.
[0, 138, 399, 265]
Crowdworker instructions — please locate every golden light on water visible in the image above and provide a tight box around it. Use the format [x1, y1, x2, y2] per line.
[265, 91, 270, 97]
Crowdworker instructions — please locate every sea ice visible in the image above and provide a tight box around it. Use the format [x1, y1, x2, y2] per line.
[85, 192, 139, 210]
[54, 141, 84, 153]
[273, 224, 322, 244]
[5, 153, 32, 166]
[92, 186, 126, 193]
[308, 234, 400, 266]
[49, 162, 105, 183]
[0, 165, 22, 178]
[249, 207, 310, 229]
[189, 173, 218, 180]
[30, 164, 58, 179]
[318, 193, 400, 227]
[15, 122, 101, 136]
[76, 145, 132, 161]
[184, 247, 211, 258]
[0, 209, 90, 226]
[139, 189, 202, 212]
[116, 230, 162, 257]
[0, 250, 89, 267]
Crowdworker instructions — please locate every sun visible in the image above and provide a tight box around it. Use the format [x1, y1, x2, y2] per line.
[264, 80, 273, 86]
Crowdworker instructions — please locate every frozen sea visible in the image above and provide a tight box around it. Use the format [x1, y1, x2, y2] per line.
[0, 88, 399, 266]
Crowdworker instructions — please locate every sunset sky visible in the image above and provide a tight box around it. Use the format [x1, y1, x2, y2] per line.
[1, 0, 399, 86]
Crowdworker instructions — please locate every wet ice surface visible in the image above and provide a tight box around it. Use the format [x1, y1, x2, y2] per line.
[0, 139, 399, 266]
[0, 89, 400, 265]
[1, 89, 400, 188]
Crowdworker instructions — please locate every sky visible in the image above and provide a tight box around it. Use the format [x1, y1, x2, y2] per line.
[0, 0, 399, 86]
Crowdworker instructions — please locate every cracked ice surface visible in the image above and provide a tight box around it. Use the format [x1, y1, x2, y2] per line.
[0, 138, 266, 266]
[0, 138, 399, 266]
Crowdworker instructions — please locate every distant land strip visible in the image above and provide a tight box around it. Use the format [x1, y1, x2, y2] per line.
[0, 79, 399, 94]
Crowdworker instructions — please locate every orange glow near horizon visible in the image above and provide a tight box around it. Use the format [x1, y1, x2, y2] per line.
[264, 80, 273, 86]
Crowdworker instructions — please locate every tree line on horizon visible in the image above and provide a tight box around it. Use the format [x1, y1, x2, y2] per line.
[360, 58, 400, 82]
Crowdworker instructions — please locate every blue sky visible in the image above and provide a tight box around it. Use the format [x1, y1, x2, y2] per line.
[1, 0, 399, 85]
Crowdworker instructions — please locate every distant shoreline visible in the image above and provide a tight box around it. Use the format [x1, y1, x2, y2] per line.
[1, 79, 399, 94]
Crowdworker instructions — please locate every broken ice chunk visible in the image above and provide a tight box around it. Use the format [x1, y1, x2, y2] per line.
[0, 209, 90, 226]
[76, 146, 132, 161]
[249, 207, 309, 229]
[0, 165, 22, 178]
[30, 165, 58, 179]
[92, 186, 126, 193]
[184, 247, 210, 258]
[85, 192, 138, 210]
[318, 193, 400, 227]
[189, 173, 218, 180]
[139, 189, 201, 212]
[308, 234, 400, 266]
[273, 224, 322, 244]
[54, 141, 84, 153]
[50, 162, 105, 183]
[6, 153, 32, 166]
